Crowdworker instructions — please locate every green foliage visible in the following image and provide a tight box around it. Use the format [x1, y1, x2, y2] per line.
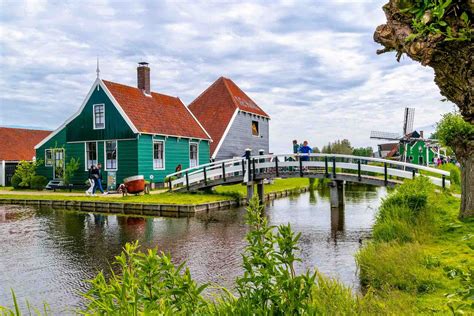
[352, 146, 374, 157]
[10, 174, 21, 189]
[13, 160, 43, 188]
[0, 289, 51, 315]
[435, 112, 474, 154]
[357, 242, 439, 293]
[321, 139, 353, 155]
[82, 241, 209, 314]
[228, 196, 317, 314]
[401, 0, 472, 42]
[63, 157, 80, 185]
[439, 163, 461, 186]
[30, 175, 48, 190]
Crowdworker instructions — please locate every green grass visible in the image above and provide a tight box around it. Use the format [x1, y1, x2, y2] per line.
[0, 192, 232, 205]
[356, 177, 474, 314]
[0, 179, 312, 206]
[214, 178, 311, 197]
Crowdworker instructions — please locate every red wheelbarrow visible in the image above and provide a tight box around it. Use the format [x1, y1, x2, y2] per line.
[120, 175, 150, 196]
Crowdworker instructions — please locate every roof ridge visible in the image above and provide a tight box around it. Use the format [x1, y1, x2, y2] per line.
[221, 77, 240, 110]
[103, 79, 177, 99]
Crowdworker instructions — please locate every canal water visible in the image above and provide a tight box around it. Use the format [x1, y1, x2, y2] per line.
[0, 184, 386, 312]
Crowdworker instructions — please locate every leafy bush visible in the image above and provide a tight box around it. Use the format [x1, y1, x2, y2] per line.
[439, 163, 461, 186]
[13, 160, 42, 188]
[30, 175, 48, 190]
[10, 174, 21, 189]
[63, 157, 80, 185]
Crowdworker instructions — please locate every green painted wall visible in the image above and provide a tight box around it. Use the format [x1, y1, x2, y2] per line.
[399, 141, 435, 165]
[34, 82, 210, 186]
[36, 128, 67, 179]
[137, 135, 210, 183]
[66, 85, 135, 142]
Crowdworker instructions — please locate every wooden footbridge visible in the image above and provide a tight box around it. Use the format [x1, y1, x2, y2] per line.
[166, 154, 450, 208]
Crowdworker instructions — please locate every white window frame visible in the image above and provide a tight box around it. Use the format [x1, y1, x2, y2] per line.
[84, 141, 98, 171]
[251, 120, 260, 137]
[45, 149, 53, 166]
[104, 140, 118, 171]
[152, 140, 165, 170]
[93, 103, 105, 130]
[189, 142, 199, 168]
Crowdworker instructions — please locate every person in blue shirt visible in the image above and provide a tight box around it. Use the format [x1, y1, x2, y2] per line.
[299, 141, 312, 161]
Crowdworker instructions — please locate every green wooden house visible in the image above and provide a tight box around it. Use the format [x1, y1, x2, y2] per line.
[398, 131, 435, 166]
[35, 63, 211, 188]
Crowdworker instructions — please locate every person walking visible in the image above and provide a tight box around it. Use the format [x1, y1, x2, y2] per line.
[85, 165, 96, 196]
[92, 163, 107, 195]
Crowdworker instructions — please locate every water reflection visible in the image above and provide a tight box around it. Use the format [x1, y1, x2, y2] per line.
[0, 184, 385, 312]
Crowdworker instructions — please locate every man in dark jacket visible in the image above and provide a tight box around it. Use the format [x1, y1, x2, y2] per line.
[92, 163, 107, 195]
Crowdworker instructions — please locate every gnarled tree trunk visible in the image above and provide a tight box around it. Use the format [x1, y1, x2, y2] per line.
[374, 0, 474, 217]
[460, 151, 474, 217]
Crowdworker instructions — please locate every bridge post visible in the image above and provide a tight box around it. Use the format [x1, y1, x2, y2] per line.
[246, 183, 254, 202]
[329, 180, 344, 208]
[257, 180, 264, 204]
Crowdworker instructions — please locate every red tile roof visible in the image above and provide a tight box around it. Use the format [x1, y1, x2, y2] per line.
[0, 127, 51, 161]
[188, 77, 269, 156]
[103, 80, 210, 140]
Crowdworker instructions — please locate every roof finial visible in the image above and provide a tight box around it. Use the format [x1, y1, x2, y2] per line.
[96, 56, 100, 79]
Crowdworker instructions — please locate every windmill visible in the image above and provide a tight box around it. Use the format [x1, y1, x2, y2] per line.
[370, 107, 415, 162]
[370, 107, 415, 141]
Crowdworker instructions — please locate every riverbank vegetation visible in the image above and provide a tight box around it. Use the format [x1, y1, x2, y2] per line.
[214, 178, 310, 198]
[356, 177, 474, 314]
[2, 177, 472, 314]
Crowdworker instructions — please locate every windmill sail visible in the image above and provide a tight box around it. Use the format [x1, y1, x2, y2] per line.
[370, 131, 401, 140]
[402, 107, 415, 136]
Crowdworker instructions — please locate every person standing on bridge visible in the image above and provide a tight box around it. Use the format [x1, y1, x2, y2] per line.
[293, 140, 300, 154]
[299, 141, 312, 161]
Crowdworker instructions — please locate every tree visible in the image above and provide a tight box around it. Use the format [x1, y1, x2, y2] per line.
[374, 0, 473, 123]
[322, 139, 353, 154]
[352, 147, 374, 157]
[435, 112, 474, 218]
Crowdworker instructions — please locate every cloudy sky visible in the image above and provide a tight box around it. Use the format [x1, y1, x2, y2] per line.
[0, 0, 456, 153]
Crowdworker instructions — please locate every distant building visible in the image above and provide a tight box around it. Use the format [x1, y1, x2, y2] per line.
[189, 77, 270, 160]
[0, 127, 51, 186]
[376, 143, 399, 159]
[399, 131, 436, 165]
[35, 63, 211, 186]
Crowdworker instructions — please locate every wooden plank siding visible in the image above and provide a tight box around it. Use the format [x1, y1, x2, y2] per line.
[35, 81, 211, 186]
[137, 134, 210, 183]
[66, 85, 135, 141]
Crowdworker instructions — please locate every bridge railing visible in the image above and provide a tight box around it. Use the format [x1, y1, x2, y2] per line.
[166, 158, 247, 191]
[166, 153, 451, 191]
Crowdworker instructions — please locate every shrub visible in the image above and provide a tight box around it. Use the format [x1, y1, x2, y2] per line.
[63, 157, 80, 185]
[12, 160, 43, 188]
[439, 163, 461, 186]
[10, 174, 21, 189]
[30, 175, 48, 190]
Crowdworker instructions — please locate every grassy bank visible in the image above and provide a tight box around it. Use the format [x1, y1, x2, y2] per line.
[0, 178, 312, 205]
[214, 178, 311, 197]
[356, 177, 474, 314]
[0, 192, 231, 205]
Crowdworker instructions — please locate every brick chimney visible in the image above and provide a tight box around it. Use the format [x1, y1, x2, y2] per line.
[137, 62, 150, 95]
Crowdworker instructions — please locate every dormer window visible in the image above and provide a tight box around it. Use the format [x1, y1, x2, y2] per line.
[93, 104, 105, 129]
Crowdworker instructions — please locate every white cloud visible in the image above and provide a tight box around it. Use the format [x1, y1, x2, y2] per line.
[0, 0, 454, 151]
